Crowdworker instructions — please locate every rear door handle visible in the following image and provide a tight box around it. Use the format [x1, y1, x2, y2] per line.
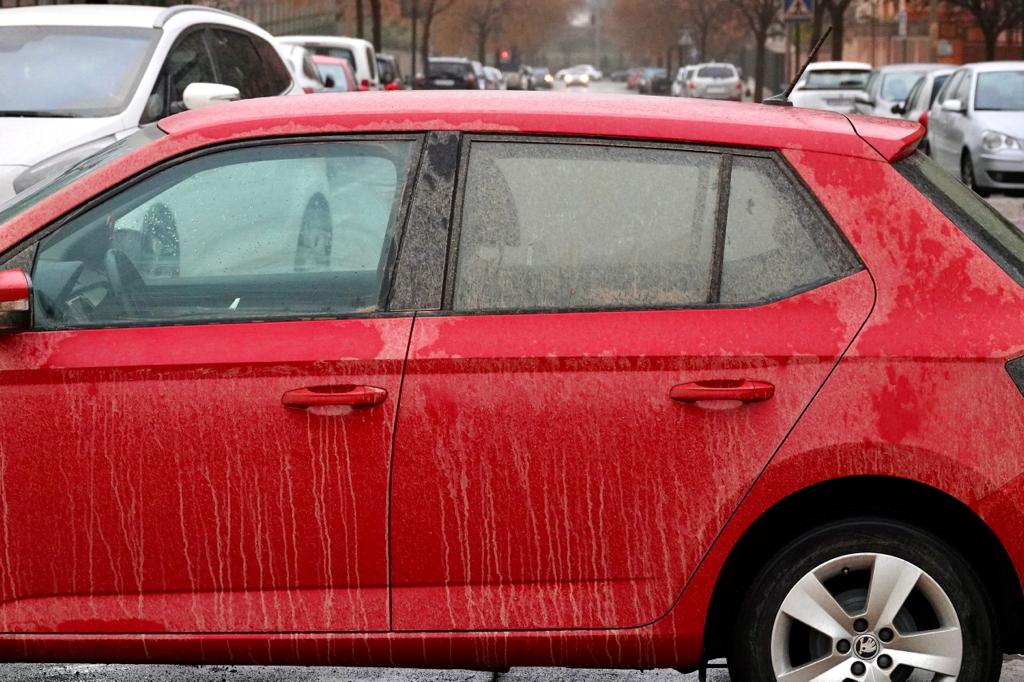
[670, 379, 775, 403]
[283, 385, 387, 409]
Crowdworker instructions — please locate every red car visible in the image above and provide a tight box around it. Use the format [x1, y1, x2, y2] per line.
[0, 92, 1021, 681]
[311, 54, 358, 93]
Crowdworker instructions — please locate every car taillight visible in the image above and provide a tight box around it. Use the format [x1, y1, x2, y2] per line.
[385, 82, 402, 91]
[736, 81, 743, 89]
[302, 86, 315, 94]
[688, 81, 696, 89]
[465, 74, 477, 86]
[918, 111, 929, 128]
[359, 79, 371, 91]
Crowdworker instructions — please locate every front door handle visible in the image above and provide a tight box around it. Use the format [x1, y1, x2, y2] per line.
[283, 385, 387, 409]
[670, 379, 774, 403]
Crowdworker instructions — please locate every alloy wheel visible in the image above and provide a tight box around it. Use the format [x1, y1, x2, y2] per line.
[771, 552, 963, 681]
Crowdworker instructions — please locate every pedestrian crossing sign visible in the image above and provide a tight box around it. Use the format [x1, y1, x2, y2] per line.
[784, 0, 813, 21]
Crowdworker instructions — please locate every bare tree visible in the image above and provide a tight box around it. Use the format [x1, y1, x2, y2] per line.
[421, 0, 460, 70]
[731, 0, 779, 102]
[369, 0, 383, 51]
[944, 0, 1023, 59]
[684, 0, 732, 61]
[356, 0, 365, 38]
[464, 0, 511, 63]
[822, 0, 856, 59]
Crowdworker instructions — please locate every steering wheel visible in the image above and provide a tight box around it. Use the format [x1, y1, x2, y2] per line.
[104, 249, 146, 318]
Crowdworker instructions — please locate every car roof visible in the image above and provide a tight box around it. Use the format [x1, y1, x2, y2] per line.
[875, 62, 946, 72]
[961, 60, 1024, 72]
[0, 4, 162, 27]
[278, 35, 373, 49]
[805, 61, 873, 71]
[157, 91, 920, 162]
[0, 3, 244, 28]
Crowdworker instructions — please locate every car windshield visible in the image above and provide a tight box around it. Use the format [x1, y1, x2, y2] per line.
[804, 69, 870, 90]
[975, 71, 1024, 111]
[315, 62, 350, 91]
[0, 26, 159, 117]
[698, 65, 735, 79]
[0, 125, 163, 228]
[898, 152, 1024, 286]
[881, 71, 925, 100]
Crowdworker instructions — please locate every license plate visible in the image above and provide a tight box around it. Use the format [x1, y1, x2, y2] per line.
[708, 86, 725, 94]
[435, 79, 455, 86]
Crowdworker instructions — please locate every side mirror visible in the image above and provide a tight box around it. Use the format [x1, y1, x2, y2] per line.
[941, 98, 966, 114]
[0, 270, 30, 333]
[182, 82, 241, 111]
[323, 75, 336, 89]
[891, 103, 904, 115]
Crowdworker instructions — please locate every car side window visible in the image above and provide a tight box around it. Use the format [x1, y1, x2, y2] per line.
[938, 70, 964, 105]
[452, 141, 860, 313]
[452, 142, 721, 311]
[32, 140, 415, 330]
[952, 71, 972, 106]
[142, 28, 215, 123]
[207, 29, 278, 98]
[720, 156, 857, 303]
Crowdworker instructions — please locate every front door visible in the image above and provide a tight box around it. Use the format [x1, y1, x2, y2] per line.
[0, 137, 418, 633]
[390, 139, 874, 631]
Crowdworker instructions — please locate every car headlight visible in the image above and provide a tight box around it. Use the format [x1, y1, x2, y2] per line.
[581, 74, 590, 84]
[545, 74, 554, 83]
[12, 135, 117, 194]
[981, 130, 1022, 153]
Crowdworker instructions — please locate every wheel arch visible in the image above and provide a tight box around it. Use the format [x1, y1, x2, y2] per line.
[702, 475, 1024, 658]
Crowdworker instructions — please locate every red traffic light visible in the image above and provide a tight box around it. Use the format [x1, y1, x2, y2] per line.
[500, 50, 510, 61]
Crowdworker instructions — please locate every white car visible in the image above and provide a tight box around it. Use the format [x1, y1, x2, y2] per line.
[789, 61, 872, 113]
[277, 35, 380, 91]
[278, 43, 325, 94]
[0, 4, 298, 202]
[557, 64, 602, 82]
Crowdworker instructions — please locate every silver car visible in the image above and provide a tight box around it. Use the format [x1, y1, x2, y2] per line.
[927, 61, 1024, 196]
[853, 63, 946, 118]
[895, 68, 955, 153]
[688, 62, 743, 101]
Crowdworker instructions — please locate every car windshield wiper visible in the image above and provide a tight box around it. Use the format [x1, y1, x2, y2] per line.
[0, 111, 81, 118]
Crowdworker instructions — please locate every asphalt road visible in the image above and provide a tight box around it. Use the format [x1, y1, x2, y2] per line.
[2, 81, 1021, 682]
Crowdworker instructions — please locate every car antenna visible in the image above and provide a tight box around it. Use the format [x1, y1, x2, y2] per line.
[764, 26, 833, 107]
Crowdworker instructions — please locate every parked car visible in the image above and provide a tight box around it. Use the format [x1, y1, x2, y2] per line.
[927, 61, 1024, 196]
[563, 63, 602, 81]
[277, 35, 380, 91]
[0, 91, 1019, 682]
[278, 43, 325, 94]
[610, 69, 630, 82]
[0, 3, 297, 203]
[376, 53, 404, 90]
[482, 66, 505, 90]
[648, 69, 673, 96]
[673, 65, 699, 97]
[312, 54, 357, 93]
[416, 57, 485, 90]
[688, 62, 744, 101]
[853, 63, 946, 118]
[637, 67, 667, 94]
[789, 60, 872, 113]
[532, 66, 555, 89]
[504, 64, 535, 91]
[895, 68, 955, 152]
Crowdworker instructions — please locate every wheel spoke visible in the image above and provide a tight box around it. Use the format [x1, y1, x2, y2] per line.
[776, 653, 849, 682]
[888, 627, 963, 676]
[863, 554, 922, 628]
[780, 573, 852, 640]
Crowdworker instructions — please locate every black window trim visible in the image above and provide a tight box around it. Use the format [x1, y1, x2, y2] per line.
[142, 25, 215, 124]
[2, 133, 425, 332]
[436, 133, 865, 317]
[205, 25, 293, 98]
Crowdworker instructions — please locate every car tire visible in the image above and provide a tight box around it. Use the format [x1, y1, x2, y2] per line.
[729, 518, 1000, 682]
[962, 151, 991, 197]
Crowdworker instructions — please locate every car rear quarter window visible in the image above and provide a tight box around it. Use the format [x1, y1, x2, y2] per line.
[451, 140, 861, 313]
[32, 140, 416, 329]
[897, 151, 1024, 286]
[721, 156, 858, 304]
[209, 29, 290, 98]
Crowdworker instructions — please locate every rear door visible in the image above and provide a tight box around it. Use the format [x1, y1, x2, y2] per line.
[0, 136, 418, 633]
[390, 137, 875, 631]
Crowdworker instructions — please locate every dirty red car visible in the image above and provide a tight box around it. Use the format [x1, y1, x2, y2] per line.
[0, 92, 1021, 681]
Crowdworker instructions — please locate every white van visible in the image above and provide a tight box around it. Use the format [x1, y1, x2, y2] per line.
[277, 35, 380, 91]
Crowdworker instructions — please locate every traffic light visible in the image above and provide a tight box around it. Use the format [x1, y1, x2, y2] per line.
[500, 50, 510, 61]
